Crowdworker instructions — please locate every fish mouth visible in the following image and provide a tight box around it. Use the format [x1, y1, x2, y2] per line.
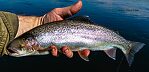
[8, 47, 49, 57]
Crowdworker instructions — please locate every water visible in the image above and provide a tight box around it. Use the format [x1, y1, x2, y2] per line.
[0, 0, 149, 72]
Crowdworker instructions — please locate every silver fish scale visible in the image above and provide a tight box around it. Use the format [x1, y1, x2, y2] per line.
[28, 20, 129, 48]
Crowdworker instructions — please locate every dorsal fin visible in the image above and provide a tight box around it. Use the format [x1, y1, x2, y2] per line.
[67, 15, 94, 23]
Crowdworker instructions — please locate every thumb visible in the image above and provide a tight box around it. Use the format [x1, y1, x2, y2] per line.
[43, 0, 82, 23]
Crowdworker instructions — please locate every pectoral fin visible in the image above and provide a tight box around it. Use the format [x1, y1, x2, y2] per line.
[104, 48, 116, 60]
[78, 49, 90, 61]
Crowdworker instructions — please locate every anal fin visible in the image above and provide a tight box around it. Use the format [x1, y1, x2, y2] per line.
[104, 48, 117, 60]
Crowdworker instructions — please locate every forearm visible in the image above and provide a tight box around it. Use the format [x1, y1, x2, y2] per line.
[15, 15, 44, 37]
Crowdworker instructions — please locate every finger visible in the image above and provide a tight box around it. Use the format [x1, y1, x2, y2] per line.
[61, 46, 73, 58]
[70, 0, 83, 15]
[49, 45, 58, 57]
[54, 0, 82, 18]
[78, 49, 90, 61]
[79, 49, 90, 57]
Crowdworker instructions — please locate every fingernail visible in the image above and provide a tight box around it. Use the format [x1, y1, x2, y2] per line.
[52, 48, 58, 57]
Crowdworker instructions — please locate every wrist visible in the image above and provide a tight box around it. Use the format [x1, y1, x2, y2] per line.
[15, 15, 44, 37]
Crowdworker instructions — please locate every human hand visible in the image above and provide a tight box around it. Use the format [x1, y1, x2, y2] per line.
[16, 0, 82, 37]
[16, 0, 91, 59]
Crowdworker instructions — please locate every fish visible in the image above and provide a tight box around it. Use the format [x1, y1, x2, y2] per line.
[7, 16, 145, 66]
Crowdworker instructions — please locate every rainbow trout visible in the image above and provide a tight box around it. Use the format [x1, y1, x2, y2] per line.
[7, 16, 145, 66]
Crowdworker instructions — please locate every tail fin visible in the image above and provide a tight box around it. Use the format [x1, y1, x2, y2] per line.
[126, 42, 145, 66]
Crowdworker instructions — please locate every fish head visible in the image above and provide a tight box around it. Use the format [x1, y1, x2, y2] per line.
[7, 35, 47, 57]
[7, 36, 26, 53]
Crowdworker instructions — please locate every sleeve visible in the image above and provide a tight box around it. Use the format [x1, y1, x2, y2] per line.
[0, 11, 19, 56]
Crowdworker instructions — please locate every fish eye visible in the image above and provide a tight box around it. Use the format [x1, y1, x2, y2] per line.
[26, 37, 33, 41]
[22, 38, 26, 41]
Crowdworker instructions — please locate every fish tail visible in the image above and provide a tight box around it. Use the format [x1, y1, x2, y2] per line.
[125, 42, 145, 66]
